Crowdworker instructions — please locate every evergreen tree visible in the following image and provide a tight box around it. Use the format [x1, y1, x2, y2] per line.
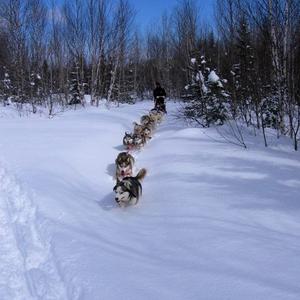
[117, 61, 137, 104]
[261, 94, 281, 129]
[1, 68, 13, 106]
[29, 72, 42, 98]
[69, 63, 83, 105]
[185, 56, 229, 127]
[204, 70, 229, 126]
[27, 72, 42, 113]
[234, 15, 256, 125]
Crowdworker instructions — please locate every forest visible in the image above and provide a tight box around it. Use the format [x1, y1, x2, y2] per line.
[0, 0, 300, 149]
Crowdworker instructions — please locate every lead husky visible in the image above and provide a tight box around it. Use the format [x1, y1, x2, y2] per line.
[113, 168, 147, 207]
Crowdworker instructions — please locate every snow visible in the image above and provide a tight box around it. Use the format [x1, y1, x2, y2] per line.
[191, 58, 196, 64]
[1, 101, 300, 299]
[202, 83, 208, 93]
[222, 91, 230, 97]
[208, 70, 220, 83]
[0, 163, 68, 299]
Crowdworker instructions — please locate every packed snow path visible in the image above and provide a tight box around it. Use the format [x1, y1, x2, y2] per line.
[0, 101, 300, 299]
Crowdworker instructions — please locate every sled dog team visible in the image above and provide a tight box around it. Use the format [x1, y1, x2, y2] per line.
[113, 107, 165, 207]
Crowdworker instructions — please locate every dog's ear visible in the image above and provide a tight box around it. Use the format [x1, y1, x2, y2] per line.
[127, 154, 134, 164]
[123, 180, 131, 191]
[129, 183, 139, 198]
[128, 158, 134, 166]
[113, 184, 118, 192]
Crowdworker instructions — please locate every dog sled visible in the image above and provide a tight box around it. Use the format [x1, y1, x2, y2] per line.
[154, 96, 167, 114]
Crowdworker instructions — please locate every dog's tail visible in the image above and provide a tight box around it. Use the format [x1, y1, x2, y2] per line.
[135, 168, 147, 181]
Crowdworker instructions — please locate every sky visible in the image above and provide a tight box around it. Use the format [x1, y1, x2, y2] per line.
[129, 0, 216, 32]
[47, 0, 216, 35]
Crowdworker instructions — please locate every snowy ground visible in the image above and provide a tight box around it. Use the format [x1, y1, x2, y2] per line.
[0, 100, 300, 300]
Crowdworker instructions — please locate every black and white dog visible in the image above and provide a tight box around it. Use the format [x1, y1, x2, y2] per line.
[123, 132, 134, 150]
[113, 168, 147, 207]
[122, 132, 145, 150]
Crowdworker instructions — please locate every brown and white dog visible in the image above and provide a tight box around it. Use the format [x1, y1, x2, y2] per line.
[133, 133, 146, 149]
[113, 168, 147, 207]
[140, 115, 151, 126]
[141, 125, 152, 142]
[115, 152, 135, 182]
[133, 122, 144, 136]
[141, 114, 156, 131]
[149, 109, 163, 124]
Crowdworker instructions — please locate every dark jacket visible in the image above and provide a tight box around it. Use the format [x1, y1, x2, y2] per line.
[153, 86, 166, 99]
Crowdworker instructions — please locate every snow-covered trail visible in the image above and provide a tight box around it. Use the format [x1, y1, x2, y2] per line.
[1, 101, 300, 299]
[0, 167, 31, 299]
[0, 165, 69, 299]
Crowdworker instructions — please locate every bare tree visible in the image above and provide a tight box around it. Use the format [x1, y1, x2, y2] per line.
[3, 0, 28, 104]
[172, 0, 198, 88]
[86, 0, 110, 106]
[106, 0, 134, 103]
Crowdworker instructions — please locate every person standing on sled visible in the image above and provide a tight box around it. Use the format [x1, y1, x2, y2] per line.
[153, 82, 167, 113]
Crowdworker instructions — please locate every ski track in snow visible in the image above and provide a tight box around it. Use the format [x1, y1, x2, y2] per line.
[0, 163, 69, 300]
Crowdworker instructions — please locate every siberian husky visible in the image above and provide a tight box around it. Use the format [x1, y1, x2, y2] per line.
[113, 168, 147, 207]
